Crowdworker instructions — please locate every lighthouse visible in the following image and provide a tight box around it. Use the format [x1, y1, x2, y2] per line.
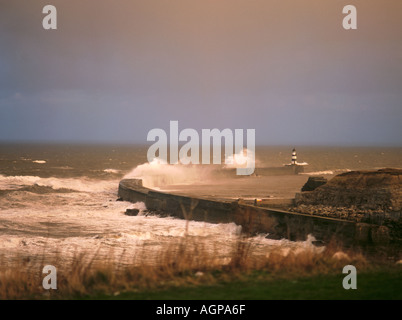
[291, 148, 297, 165]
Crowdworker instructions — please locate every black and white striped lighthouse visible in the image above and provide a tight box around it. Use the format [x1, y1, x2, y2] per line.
[291, 148, 297, 165]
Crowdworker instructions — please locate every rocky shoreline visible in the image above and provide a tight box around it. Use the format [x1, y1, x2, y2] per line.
[288, 204, 400, 223]
[290, 168, 402, 243]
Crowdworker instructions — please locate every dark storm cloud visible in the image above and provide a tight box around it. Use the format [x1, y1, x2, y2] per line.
[0, 0, 401, 144]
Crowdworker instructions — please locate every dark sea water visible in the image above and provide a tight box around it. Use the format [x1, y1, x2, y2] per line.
[1, 144, 400, 179]
[0, 143, 149, 179]
[0, 143, 400, 265]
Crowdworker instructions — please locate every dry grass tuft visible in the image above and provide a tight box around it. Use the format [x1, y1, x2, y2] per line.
[0, 233, 378, 300]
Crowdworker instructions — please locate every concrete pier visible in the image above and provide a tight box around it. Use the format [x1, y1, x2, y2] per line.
[118, 179, 377, 246]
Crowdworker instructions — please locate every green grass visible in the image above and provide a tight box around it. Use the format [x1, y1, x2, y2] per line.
[83, 268, 402, 300]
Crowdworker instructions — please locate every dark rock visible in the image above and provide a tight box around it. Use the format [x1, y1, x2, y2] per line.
[125, 208, 140, 216]
[301, 176, 328, 192]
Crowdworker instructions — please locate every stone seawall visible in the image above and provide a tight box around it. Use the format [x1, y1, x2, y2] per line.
[118, 179, 381, 246]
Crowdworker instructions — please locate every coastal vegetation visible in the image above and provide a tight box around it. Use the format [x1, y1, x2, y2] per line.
[0, 235, 400, 300]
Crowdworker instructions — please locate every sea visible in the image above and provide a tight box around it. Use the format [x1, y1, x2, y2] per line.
[0, 143, 401, 266]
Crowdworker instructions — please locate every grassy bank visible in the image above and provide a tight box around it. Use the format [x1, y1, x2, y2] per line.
[87, 268, 402, 300]
[1, 237, 401, 300]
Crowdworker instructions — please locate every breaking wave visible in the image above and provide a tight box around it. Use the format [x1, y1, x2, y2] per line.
[0, 185, 77, 196]
[123, 158, 216, 188]
[0, 174, 117, 193]
[302, 169, 351, 176]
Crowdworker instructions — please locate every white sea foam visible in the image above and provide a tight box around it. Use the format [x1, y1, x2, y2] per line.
[302, 169, 352, 176]
[0, 175, 40, 190]
[0, 174, 118, 193]
[53, 166, 74, 170]
[104, 169, 121, 174]
[284, 161, 309, 166]
[32, 160, 46, 164]
[0, 171, 325, 266]
[295, 161, 309, 166]
[302, 170, 334, 175]
[0, 182, 323, 266]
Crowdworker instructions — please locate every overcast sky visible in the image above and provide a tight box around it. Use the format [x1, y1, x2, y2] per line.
[0, 0, 401, 145]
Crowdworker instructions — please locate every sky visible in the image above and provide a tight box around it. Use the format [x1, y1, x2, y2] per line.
[0, 0, 401, 145]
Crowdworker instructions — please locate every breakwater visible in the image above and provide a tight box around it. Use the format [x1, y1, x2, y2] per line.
[118, 179, 383, 246]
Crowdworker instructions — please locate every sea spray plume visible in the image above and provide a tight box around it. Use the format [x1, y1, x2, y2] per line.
[123, 158, 216, 188]
[224, 148, 260, 171]
[123, 148, 260, 189]
[146, 121, 256, 175]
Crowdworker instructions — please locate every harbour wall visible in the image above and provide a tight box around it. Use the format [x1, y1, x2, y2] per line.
[118, 179, 382, 246]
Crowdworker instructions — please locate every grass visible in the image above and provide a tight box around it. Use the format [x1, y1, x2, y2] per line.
[88, 269, 402, 300]
[0, 235, 400, 300]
